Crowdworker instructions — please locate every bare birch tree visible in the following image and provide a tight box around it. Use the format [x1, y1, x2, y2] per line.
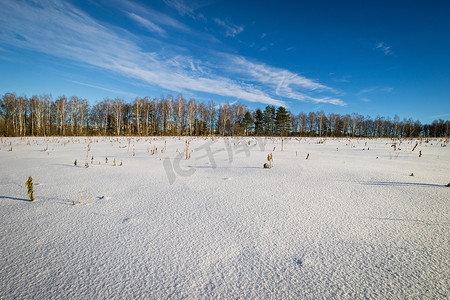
[186, 98, 196, 136]
[112, 98, 124, 136]
[173, 94, 185, 136]
[208, 100, 215, 135]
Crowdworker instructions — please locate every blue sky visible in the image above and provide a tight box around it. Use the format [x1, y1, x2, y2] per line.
[0, 0, 449, 122]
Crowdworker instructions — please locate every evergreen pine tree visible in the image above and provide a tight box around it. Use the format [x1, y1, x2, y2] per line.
[276, 106, 291, 136]
[254, 108, 264, 136]
[263, 105, 276, 135]
[242, 111, 254, 135]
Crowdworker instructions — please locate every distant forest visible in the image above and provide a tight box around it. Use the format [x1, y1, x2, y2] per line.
[1, 92, 448, 137]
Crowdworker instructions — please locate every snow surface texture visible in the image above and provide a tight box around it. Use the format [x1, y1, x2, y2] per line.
[1, 136, 449, 299]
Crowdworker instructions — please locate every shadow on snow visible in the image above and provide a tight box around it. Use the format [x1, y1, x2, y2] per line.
[0, 195, 30, 202]
[360, 181, 446, 188]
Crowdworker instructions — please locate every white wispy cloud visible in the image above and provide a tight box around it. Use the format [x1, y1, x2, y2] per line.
[357, 87, 377, 96]
[163, 0, 207, 21]
[0, 0, 343, 108]
[428, 113, 450, 119]
[126, 12, 165, 35]
[68, 80, 138, 98]
[380, 87, 394, 93]
[119, 0, 191, 33]
[0, 46, 14, 62]
[121, 0, 220, 46]
[214, 18, 244, 37]
[227, 56, 335, 91]
[329, 73, 351, 83]
[376, 42, 393, 55]
[357, 86, 394, 96]
[221, 55, 345, 106]
[357, 86, 393, 103]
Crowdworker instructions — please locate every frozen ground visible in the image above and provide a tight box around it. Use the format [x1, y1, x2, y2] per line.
[0, 136, 449, 299]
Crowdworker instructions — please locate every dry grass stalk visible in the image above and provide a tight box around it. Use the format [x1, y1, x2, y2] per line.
[25, 176, 34, 201]
[264, 153, 273, 168]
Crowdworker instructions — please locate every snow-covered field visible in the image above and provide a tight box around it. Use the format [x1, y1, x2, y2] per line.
[1, 136, 449, 299]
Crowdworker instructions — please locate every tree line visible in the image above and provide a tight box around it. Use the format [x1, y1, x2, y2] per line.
[0, 92, 448, 137]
